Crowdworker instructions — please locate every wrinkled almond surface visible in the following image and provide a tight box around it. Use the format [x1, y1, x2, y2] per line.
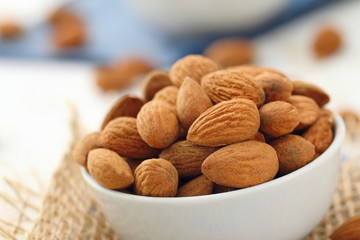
[229, 65, 286, 77]
[202, 141, 279, 188]
[288, 95, 320, 130]
[259, 101, 300, 137]
[303, 117, 333, 154]
[292, 80, 330, 107]
[87, 148, 134, 189]
[101, 117, 159, 159]
[187, 99, 260, 147]
[137, 101, 179, 148]
[142, 70, 172, 101]
[270, 134, 315, 175]
[169, 55, 218, 87]
[101, 95, 144, 129]
[72, 132, 101, 167]
[256, 72, 293, 102]
[153, 86, 178, 113]
[134, 158, 178, 197]
[177, 175, 214, 197]
[160, 140, 217, 178]
[177, 77, 213, 130]
[201, 69, 265, 106]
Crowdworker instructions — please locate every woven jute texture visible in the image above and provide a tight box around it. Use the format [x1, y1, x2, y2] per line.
[1, 110, 360, 240]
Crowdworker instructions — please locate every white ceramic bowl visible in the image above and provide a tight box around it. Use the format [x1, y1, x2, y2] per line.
[83, 114, 345, 240]
[122, 0, 291, 34]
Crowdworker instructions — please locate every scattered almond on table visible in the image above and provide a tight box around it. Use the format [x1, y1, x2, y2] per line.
[73, 54, 335, 197]
[330, 214, 360, 240]
[313, 25, 342, 58]
[0, 21, 22, 39]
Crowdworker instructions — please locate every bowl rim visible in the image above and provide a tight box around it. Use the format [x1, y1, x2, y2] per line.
[82, 113, 346, 203]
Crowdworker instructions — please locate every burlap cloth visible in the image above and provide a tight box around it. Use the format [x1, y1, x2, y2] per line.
[1, 110, 360, 240]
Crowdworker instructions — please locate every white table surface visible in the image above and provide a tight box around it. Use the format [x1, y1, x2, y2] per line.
[0, 0, 360, 231]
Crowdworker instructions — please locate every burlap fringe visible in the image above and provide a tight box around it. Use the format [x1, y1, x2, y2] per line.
[1, 110, 360, 240]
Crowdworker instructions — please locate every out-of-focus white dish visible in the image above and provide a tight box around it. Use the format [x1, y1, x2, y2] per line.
[83, 114, 345, 240]
[123, 0, 291, 34]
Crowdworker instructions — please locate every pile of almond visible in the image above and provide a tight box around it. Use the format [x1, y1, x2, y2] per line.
[73, 54, 334, 197]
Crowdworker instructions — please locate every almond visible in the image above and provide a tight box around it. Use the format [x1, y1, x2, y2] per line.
[72, 132, 102, 167]
[202, 141, 278, 188]
[204, 38, 254, 67]
[101, 94, 144, 129]
[292, 80, 330, 107]
[212, 184, 237, 194]
[125, 158, 143, 173]
[288, 95, 320, 130]
[153, 86, 178, 113]
[201, 70, 265, 106]
[169, 55, 219, 87]
[303, 117, 333, 154]
[177, 77, 213, 130]
[252, 132, 266, 143]
[330, 214, 360, 240]
[137, 101, 179, 148]
[87, 148, 134, 189]
[256, 72, 293, 102]
[142, 70, 172, 101]
[313, 26, 342, 58]
[187, 99, 260, 147]
[134, 158, 178, 197]
[320, 108, 334, 125]
[159, 140, 217, 178]
[176, 175, 213, 197]
[229, 65, 286, 78]
[270, 134, 315, 175]
[101, 117, 159, 159]
[0, 21, 22, 39]
[259, 101, 300, 137]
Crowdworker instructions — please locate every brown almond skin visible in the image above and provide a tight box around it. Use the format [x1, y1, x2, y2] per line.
[202, 141, 279, 188]
[330, 215, 360, 240]
[134, 158, 178, 197]
[101, 117, 159, 159]
[252, 132, 266, 143]
[87, 148, 134, 189]
[153, 86, 179, 113]
[313, 26, 342, 58]
[303, 117, 333, 154]
[101, 95, 144, 130]
[292, 80, 330, 107]
[0, 21, 22, 39]
[259, 101, 300, 137]
[177, 77, 213, 130]
[270, 135, 315, 175]
[204, 38, 254, 67]
[159, 140, 218, 178]
[229, 65, 286, 78]
[176, 175, 213, 197]
[320, 109, 334, 125]
[201, 70, 265, 107]
[72, 132, 102, 167]
[187, 99, 260, 147]
[142, 70, 172, 101]
[169, 55, 219, 87]
[256, 72, 293, 102]
[137, 101, 180, 148]
[288, 95, 320, 130]
[212, 184, 237, 194]
[125, 158, 143, 173]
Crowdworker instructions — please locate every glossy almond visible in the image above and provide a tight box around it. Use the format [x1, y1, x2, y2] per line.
[159, 140, 217, 178]
[101, 117, 159, 159]
[142, 70, 172, 101]
[177, 175, 213, 197]
[134, 158, 178, 197]
[270, 134, 315, 175]
[202, 141, 278, 188]
[87, 148, 134, 189]
[187, 99, 260, 147]
[169, 55, 218, 87]
[256, 72, 293, 102]
[292, 80, 330, 107]
[330, 214, 360, 240]
[177, 77, 213, 130]
[303, 117, 333, 154]
[204, 38, 254, 67]
[201, 70, 265, 106]
[288, 95, 320, 130]
[259, 101, 300, 137]
[101, 95, 144, 129]
[137, 101, 180, 148]
[153, 86, 178, 113]
[72, 132, 102, 167]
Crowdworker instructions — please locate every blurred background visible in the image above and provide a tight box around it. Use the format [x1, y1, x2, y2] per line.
[1, 0, 360, 232]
